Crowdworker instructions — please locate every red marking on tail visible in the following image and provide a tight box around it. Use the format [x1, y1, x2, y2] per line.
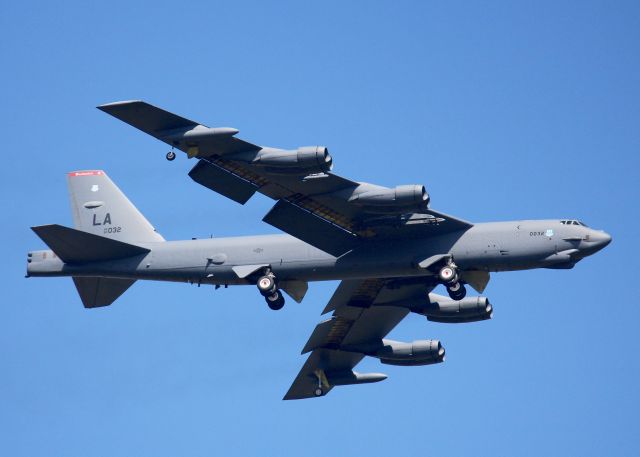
[68, 170, 104, 177]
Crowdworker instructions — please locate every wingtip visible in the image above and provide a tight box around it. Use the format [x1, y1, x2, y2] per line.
[96, 100, 144, 111]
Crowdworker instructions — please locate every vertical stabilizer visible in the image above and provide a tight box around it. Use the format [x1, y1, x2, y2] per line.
[67, 170, 164, 243]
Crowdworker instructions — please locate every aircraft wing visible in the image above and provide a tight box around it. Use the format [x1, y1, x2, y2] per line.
[99, 101, 472, 257]
[283, 278, 434, 400]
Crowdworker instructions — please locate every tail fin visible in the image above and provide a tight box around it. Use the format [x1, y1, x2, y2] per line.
[34, 169, 162, 309]
[67, 170, 164, 243]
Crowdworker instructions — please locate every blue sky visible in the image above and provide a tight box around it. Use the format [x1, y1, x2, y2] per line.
[1, 1, 639, 455]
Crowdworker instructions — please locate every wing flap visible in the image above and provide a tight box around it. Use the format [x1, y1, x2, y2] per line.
[416, 209, 473, 232]
[263, 200, 358, 257]
[322, 278, 387, 314]
[188, 159, 258, 204]
[301, 318, 340, 354]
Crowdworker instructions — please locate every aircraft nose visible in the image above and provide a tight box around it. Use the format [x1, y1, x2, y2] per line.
[586, 230, 612, 252]
[594, 230, 611, 247]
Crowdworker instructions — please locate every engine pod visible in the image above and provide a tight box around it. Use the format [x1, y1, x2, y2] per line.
[374, 339, 445, 366]
[248, 146, 333, 175]
[348, 184, 429, 213]
[423, 295, 493, 324]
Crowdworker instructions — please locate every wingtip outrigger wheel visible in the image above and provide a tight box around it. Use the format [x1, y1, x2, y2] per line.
[166, 150, 176, 161]
[313, 369, 327, 397]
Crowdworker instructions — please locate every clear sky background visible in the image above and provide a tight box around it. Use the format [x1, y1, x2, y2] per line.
[1, 1, 639, 455]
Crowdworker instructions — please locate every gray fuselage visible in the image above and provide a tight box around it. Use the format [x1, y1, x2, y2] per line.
[27, 219, 611, 286]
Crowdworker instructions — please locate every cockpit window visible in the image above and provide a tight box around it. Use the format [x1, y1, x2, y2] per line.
[560, 220, 588, 227]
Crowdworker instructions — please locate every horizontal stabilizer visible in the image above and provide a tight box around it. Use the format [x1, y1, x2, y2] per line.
[73, 277, 136, 308]
[31, 224, 150, 264]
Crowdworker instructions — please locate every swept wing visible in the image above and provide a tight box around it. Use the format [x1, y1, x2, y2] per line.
[284, 278, 437, 399]
[99, 101, 472, 256]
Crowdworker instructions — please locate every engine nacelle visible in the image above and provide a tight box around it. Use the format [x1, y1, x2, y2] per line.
[422, 294, 493, 324]
[349, 184, 429, 212]
[375, 339, 445, 366]
[251, 146, 333, 174]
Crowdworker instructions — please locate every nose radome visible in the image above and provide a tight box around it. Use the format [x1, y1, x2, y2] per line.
[592, 230, 612, 248]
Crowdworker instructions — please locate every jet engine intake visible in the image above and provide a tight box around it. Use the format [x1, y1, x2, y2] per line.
[349, 184, 429, 212]
[422, 294, 493, 324]
[250, 146, 333, 174]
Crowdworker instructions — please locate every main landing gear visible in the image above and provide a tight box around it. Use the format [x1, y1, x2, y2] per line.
[257, 272, 285, 310]
[438, 263, 467, 301]
[166, 150, 176, 161]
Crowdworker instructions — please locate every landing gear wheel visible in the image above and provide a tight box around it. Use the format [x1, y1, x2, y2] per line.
[447, 283, 467, 301]
[438, 265, 457, 284]
[166, 150, 176, 161]
[314, 387, 324, 397]
[257, 275, 276, 296]
[265, 290, 285, 310]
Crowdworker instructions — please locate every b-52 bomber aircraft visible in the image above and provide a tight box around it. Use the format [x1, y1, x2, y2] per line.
[26, 101, 611, 399]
